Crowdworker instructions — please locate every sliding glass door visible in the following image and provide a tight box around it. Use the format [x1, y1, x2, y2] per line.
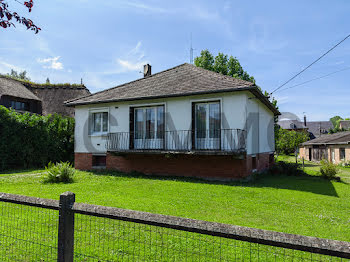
[134, 106, 164, 149]
[195, 101, 221, 150]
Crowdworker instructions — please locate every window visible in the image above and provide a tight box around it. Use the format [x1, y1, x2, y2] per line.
[195, 101, 220, 139]
[252, 156, 257, 170]
[134, 106, 164, 139]
[340, 148, 346, 161]
[91, 112, 108, 134]
[10, 100, 29, 111]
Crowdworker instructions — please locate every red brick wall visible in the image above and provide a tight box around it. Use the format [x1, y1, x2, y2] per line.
[246, 152, 273, 174]
[75, 153, 93, 170]
[107, 153, 249, 179]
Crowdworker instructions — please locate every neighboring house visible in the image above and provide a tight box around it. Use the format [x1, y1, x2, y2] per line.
[277, 116, 333, 139]
[339, 120, 350, 130]
[299, 131, 350, 164]
[66, 63, 279, 180]
[0, 76, 90, 117]
[277, 119, 307, 131]
[306, 121, 334, 139]
[0, 77, 42, 114]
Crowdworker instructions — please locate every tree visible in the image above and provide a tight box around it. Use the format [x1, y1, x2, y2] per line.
[6, 69, 30, 81]
[194, 49, 256, 84]
[275, 128, 309, 156]
[46, 77, 50, 84]
[0, 0, 40, 33]
[330, 116, 343, 128]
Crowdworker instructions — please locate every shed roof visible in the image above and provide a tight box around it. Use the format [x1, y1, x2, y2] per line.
[0, 77, 41, 101]
[65, 63, 279, 115]
[302, 131, 350, 146]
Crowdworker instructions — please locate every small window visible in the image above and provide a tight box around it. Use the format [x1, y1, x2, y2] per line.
[92, 155, 106, 167]
[269, 154, 274, 165]
[340, 148, 346, 161]
[252, 156, 257, 170]
[10, 100, 29, 111]
[91, 112, 108, 134]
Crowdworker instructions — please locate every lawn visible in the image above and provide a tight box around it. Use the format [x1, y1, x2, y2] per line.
[1, 155, 349, 245]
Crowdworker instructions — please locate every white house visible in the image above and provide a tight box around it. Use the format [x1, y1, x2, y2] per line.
[66, 63, 279, 179]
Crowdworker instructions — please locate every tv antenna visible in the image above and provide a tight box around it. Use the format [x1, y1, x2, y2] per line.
[190, 33, 194, 64]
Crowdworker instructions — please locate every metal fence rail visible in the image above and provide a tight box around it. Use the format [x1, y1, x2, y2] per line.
[0, 192, 349, 261]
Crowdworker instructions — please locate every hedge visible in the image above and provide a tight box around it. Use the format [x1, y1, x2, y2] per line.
[0, 106, 74, 171]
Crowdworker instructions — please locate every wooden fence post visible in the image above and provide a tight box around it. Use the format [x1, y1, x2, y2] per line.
[57, 192, 75, 262]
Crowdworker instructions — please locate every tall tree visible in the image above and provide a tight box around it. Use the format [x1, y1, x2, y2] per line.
[7, 69, 30, 81]
[195, 50, 256, 84]
[330, 116, 343, 128]
[194, 49, 214, 71]
[0, 0, 40, 33]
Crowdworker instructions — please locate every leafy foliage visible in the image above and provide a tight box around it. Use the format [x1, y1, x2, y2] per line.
[268, 161, 307, 176]
[0, 106, 74, 171]
[320, 160, 340, 181]
[275, 128, 309, 155]
[7, 69, 30, 81]
[43, 162, 75, 183]
[194, 49, 256, 83]
[0, 0, 40, 33]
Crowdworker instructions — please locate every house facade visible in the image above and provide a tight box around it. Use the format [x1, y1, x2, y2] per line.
[66, 63, 279, 180]
[299, 131, 350, 164]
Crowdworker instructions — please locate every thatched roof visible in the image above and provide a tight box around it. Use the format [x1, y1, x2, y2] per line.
[24, 83, 90, 116]
[0, 77, 41, 101]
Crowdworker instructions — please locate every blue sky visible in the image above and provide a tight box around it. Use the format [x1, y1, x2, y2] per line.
[1, 0, 350, 121]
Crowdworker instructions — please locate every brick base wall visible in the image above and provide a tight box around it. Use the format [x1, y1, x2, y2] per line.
[75, 153, 93, 170]
[74, 152, 274, 180]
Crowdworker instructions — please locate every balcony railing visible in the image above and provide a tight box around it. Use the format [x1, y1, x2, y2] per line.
[106, 129, 246, 153]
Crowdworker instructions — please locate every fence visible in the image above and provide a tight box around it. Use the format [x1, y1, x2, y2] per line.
[0, 192, 349, 261]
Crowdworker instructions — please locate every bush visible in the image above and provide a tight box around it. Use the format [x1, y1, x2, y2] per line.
[269, 161, 306, 176]
[320, 160, 340, 181]
[44, 162, 75, 183]
[339, 160, 350, 168]
[0, 106, 74, 171]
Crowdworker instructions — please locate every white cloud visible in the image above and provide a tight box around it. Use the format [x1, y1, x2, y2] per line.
[37, 56, 64, 70]
[117, 59, 146, 71]
[0, 61, 24, 73]
[124, 2, 168, 13]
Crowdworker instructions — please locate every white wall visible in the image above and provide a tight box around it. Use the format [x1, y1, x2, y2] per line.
[74, 91, 275, 155]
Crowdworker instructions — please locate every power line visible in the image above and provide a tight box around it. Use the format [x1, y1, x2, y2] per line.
[271, 33, 350, 94]
[275, 66, 350, 93]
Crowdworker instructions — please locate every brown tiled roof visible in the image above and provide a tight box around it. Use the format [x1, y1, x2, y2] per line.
[65, 63, 279, 115]
[302, 131, 350, 146]
[0, 77, 41, 101]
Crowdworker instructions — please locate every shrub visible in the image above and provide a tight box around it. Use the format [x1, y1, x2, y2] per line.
[44, 162, 75, 183]
[339, 160, 350, 168]
[320, 160, 340, 181]
[269, 161, 306, 176]
[0, 106, 74, 171]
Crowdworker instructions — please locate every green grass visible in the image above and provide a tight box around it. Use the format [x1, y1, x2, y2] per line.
[0, 157, 349, 260]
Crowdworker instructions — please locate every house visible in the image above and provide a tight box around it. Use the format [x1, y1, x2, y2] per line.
[65, 63, 280, 179]
[277, 115, 333, 139]
[299, 131, 350, 164]
[0, 77, 42, 114]
[339, 120, 350, 130]
[0, 76, 90, 116]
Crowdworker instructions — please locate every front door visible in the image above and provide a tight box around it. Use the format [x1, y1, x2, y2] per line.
[195, 102, 220, 150]
[134, 106, 164, 149]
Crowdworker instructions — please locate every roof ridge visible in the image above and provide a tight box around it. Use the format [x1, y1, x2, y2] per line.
[64, 63, 190, 104]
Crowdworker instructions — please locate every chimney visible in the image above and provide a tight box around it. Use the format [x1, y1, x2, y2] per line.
[143, 64, 152, 78]
[304, 115, 307, 127]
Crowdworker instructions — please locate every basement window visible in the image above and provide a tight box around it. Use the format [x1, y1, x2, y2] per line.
[92, 155, 106, 167]
[252, 156, 257, 170]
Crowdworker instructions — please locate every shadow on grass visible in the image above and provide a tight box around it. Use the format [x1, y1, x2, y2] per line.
[88, 169, 340, 198]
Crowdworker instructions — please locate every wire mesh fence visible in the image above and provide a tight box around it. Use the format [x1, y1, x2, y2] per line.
[0, 192, 349, 262]
[0, 201, 58, 261]
[73, 213, 349, 262]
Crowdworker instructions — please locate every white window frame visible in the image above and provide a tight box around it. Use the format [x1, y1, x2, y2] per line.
[89, 107, 109, 136]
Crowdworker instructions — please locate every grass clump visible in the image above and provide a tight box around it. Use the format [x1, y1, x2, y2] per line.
[320, 160, 340, 181]
[43, 162, 75, 183]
